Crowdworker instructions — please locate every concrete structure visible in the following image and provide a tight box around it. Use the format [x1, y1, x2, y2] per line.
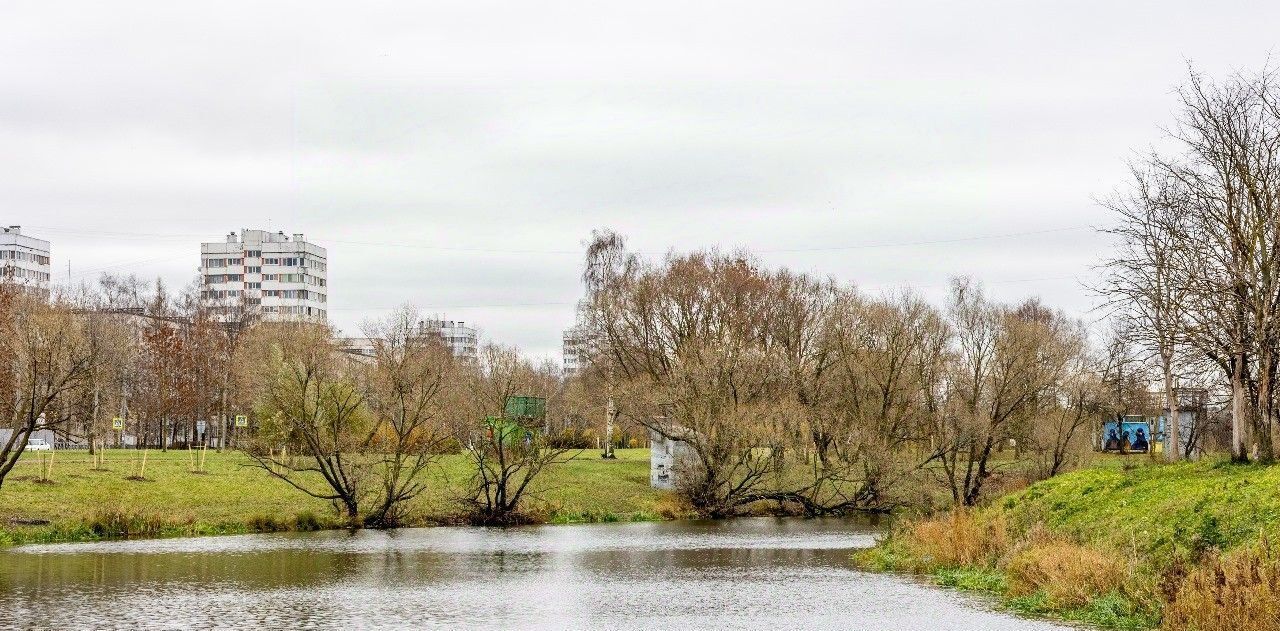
[1164, 387, 1209, 458]
[0, 226, 51, 289]
[649, 428, 695, 490]
[200, 229, 328, 321]
[342, 317, 478, 362]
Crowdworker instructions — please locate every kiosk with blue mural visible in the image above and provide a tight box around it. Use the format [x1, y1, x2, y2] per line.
[1101, 415, 1155, 453]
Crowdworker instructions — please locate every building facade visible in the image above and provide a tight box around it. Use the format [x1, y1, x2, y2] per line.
[423, 318, 478, 362]
[562, 325, 594, 376]
[342, 317, 478, 362]
[0, 226, 51, 289]
[200, 229, 328, 321]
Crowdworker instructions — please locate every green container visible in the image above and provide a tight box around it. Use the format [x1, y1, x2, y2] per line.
[484, 415, 533, 447]
[504, 396, 546, 420]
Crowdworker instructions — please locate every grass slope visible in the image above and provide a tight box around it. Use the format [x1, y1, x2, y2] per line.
[861, 457, 1280, 630]
[0, 448, 674, 546]
[999, 459, 1280, 561]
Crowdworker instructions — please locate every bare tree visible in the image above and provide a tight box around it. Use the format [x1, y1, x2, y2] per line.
[1144, 68, 1280, 461]
[928, 280, 1082, 505]
[1101, 166, 1195, 460]
[359, 306, 456, 527]
[0, 288, 99, 490]
[460, 343, 572, 525]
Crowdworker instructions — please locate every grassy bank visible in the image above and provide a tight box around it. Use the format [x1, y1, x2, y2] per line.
[858, 458, 1280, 630]
[0, 448, 682, 546]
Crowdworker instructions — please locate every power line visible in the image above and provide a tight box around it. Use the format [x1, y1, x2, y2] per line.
[327, 274, 1087, 312]
[754, 226, 1089, 253]
[328, 301, 576, 312]
[27, 223, 1091, 257]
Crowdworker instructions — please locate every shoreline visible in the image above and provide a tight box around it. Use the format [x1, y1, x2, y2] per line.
[0, 447, 684, 547]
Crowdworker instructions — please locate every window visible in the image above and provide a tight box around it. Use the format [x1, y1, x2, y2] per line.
[246, 266, 261, 273]
[245, 250, 261, 258]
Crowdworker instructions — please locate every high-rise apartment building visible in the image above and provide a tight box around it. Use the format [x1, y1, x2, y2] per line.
[342, 316, 478, 362]
[0, 226, 51, 289]
[423, 318, 478, 362]
[200, 229, 328, 321]
[562, 325, 593, 376]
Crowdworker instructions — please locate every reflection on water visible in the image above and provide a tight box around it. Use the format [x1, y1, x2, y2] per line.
[1, 517, 1069, 630]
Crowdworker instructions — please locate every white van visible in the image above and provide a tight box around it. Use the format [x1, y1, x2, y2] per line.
[24, 438, 52, 451]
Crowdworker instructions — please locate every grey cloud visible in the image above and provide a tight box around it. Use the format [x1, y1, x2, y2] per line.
[3, 0, 1278, 356]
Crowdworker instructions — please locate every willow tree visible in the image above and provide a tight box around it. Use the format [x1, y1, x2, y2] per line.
[929, 280, 1084, 506]
[581, 231, 890, 516]
[359, 306, 456, 527]
[246, 322, 372, 525]
[459, 343, 571, 525]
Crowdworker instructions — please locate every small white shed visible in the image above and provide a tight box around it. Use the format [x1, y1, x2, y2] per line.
[649, 428, 695, 490]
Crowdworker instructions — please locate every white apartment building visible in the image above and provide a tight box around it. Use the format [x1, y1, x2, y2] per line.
[201, 229, 328, 321]
[342, 317, 478, 362]
[0, 226, 51, 289]
[562, 325, 593, 376]
[424, 318, 478, 362]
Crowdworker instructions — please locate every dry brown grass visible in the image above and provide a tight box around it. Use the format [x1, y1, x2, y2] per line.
[1004, 536, 1128, 608]
[904, 509, 1009, 570]
[651, 493, 695, 520]
[1163, 538, 1280, 631]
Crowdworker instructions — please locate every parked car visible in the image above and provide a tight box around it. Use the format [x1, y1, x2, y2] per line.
[24, 438, 52, 451]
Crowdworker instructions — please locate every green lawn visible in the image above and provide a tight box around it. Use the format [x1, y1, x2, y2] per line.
[0, 447, 673, 545]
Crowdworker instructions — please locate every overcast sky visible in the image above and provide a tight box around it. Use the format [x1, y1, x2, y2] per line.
[3, 1, 1278, 358]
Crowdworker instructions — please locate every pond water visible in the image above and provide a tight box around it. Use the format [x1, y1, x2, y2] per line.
[0, 517, 1071, 630]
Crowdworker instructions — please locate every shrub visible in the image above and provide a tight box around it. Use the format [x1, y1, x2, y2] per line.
[293, 511, 323, 532]
[904, 510, 1008, 570]
[1163, 538, 1280, 631]
[652, 493, 694, 520]
[246, 514, 283, 532]
[1004, 539, 1128, 609]
[87, 508, 171, 538]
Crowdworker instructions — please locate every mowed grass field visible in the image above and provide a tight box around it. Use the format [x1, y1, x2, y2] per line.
[0, 447, 673, 545]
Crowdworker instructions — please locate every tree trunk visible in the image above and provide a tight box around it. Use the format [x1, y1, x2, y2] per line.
[218, 387, 227, 452]
[1232, 354, 1249, 462]
[1163, 362, 1180, 462]
[88, 386, 100, 456]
